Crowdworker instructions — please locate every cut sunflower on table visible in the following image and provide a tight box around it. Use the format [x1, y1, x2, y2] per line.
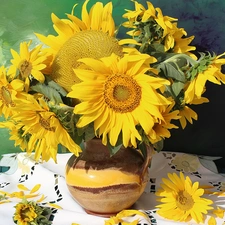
[155, 172, 214, 224]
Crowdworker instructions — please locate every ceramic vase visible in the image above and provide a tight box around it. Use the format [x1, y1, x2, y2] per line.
[65, 138, 152, 217]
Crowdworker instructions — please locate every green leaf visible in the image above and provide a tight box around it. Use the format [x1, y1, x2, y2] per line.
[138, 142, 147, 159]
[31, 83, 63, 104]
[107, 134, 123, 156]
[46, 78, 67, 97]
[84, 124, 95, 141]
[107, 142, 123, 156]
[150, 43, 165, 53]
[158, 62, 186, 82]
[172, 81, 185, 96]
[153, 139, 164, 152]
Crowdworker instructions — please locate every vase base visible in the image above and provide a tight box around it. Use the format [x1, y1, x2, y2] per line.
[84, 209, 118, 218]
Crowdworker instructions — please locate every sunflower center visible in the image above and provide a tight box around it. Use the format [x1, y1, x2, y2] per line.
[176, 190, 194, 211]
[113, 85, 130, 101]
[181, 161, 190, 168]
[19, 60, 32, 78]
[51, 30, 123, 92]
[20, 206, 35, 221]
[0, 86, 15, 107]
[38, 115, 55, 132]
[104, 74, 141, 113]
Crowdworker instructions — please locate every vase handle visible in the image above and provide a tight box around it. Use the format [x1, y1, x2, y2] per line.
[140, 144, 153, 184]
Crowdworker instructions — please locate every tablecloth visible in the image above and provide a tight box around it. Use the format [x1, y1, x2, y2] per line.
[0, 151, 225, 225]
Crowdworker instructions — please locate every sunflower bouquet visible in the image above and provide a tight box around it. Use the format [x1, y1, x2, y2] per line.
[0, 0, 225, 162]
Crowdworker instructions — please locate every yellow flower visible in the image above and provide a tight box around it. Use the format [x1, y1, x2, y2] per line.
[13, 197, 52, 225]
[123, 1, 156, 24]
[0, 66, 25, 118]
[35, 0, 135, 92]
[0, 120, 29, 151]
[11, 94, 81, 162]
[68, 53, 170, 148]
[7, 41, 47, 92]
[154, 7, 177, 37]
[14, 202, 37, 225]
[122, 1, 195, 54]
[147, 102, 180, 143]
[185, 53, 225, 103]
[156, 172, 213, 224]
[178, 105, 198, 129]
[172, 25, 196, 55]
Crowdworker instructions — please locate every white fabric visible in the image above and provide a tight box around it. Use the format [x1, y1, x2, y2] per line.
[0, 151, 225, 225]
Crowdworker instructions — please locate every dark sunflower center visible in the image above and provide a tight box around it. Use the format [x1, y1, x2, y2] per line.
[176, 190, 194, 210]
[19, 60, 32, 78]
[1, 86, 15, 107]
[104, 74, 141, 113]
[38, 115, 55, 132]
[51, 30, 123, 92]
[20, 207, 33, 221]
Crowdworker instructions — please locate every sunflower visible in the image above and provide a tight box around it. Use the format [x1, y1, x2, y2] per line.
[123, 1, 195, 53]
[0, 120, 29, 151]
[35, 0, 136, 92]
[147, 102, 180, 143]
[11, 94, 81, 162]
[68, 53, 171, 148]
[7, 41, 48, 92]
[14, 201, 37, 225]
[178, 105, 197, 129]
[172, 27, 196, 54]
[0, 66, 26, 118]
[13, 199, 52, 225]
[156, 172, 213, 223]
[185, 53, 225, 104]
[123, 1, 156, 24]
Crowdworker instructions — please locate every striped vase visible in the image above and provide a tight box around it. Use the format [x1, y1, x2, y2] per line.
[65, 138, 152, 217]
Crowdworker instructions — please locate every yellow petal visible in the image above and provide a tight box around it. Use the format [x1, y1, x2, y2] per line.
[208, 216, 217, 225]
[17, 184, 29, 191]
[30, 184, 41, 194]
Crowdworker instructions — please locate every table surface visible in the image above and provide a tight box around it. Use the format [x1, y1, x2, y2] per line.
[0, 151, 225, 225]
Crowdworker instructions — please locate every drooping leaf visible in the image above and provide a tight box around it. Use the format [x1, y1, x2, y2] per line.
[153, 139, 164, 152]
[107, 143, 123, 156]
[31, 83, 64, 104]
[172, 81, 185, 96]
[158, 62, 186, 82]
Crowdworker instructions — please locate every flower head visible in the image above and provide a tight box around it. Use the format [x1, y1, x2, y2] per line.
[35, 0, 136, 92]
[185, 53, 225, 104]
[7, 41, 48, 92]
[13, 199, 52, 225]
[123, 1, 195, 54]
[11, 94, 81, 162]
[147, 102, 180, 143]
[14, 201, 37, 225]
[0, 66, 26, 118]
[68, 53, 171, 148]
[156, 172, 213, 223]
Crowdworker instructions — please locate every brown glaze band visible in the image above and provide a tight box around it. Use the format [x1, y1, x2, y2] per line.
[68, 183, 141, 194]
